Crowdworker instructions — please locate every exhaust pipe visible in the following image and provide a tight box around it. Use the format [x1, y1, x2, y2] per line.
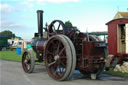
[37, 10, 44, 39]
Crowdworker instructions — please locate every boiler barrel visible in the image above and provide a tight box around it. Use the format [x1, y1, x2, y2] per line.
[36, 40, 47, 53]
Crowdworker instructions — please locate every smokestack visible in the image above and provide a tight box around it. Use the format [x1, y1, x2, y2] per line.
[37, 10, 44, 39]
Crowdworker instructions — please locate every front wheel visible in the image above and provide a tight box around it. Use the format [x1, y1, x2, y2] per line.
[22, 50, 35, 73]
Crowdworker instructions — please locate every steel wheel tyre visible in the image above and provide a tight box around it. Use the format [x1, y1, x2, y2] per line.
[44, 35, 76, 81]
[61, 35, 76, 80]
[22, 50, 35, 73]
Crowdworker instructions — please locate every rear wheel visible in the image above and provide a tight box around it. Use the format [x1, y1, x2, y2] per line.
[44, 35, 76, 81]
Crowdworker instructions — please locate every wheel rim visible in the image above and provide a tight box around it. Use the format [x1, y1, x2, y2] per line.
[22, 52, 32, 72]
[48, 20, 66, 37]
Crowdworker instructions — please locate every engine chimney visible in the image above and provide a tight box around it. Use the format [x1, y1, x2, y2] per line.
[37, 10, 44, 39]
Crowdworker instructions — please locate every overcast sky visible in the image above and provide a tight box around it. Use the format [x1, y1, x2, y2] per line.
[0, 0, 128, 40]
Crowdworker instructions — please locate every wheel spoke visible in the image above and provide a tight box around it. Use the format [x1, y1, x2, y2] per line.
[53, 67, 58, 76]
[47, 50, 54, 55]
[59, 47, 65, 55]
[49, 40, 57, 47]
[56, 41, 60, 54]
[53, 25, 56, 31]
[53, 25, 57, 33]
[24, 59, 28, 64]
[48, 61, 56, 67]
[52, 41, 56, 47]
[24, 64, 28, 71]
[27, 64, 30, 70]
[57, 24, 60, 30]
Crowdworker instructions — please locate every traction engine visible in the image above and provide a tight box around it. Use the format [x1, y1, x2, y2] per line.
[22, 10, 107, 80]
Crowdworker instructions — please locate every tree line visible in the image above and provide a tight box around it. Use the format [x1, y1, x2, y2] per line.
[0, 30, 15, 39]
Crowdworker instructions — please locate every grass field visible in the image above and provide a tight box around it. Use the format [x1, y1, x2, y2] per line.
[104, 69, 128, 78]
[0, 50, 23, 62]
[0, 50, 43, 65]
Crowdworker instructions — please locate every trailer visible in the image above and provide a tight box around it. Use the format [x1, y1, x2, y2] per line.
[106, 18, 128, 67]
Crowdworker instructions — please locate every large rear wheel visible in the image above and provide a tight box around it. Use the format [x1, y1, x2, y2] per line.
[44, 35, 76, 81]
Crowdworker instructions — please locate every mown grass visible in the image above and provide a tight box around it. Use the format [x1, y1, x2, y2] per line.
[104, 69, 128, 78]
[0, 50, 44, 65]
[0, 50, 23, 62]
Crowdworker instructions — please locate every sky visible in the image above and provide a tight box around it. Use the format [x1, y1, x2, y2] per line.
[0, 0, 128, 40]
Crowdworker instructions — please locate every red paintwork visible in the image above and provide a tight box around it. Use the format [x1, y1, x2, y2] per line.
[110, 53, 128, 65]
[116, 53, 128, 64]
[80, 41, 105, 72]
[106, 18, 128, 55]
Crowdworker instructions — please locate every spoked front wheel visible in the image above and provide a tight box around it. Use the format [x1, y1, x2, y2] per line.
[22, 50, 35, 73]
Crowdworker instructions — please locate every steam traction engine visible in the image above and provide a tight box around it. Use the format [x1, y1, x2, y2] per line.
[22, 10, 107, 80]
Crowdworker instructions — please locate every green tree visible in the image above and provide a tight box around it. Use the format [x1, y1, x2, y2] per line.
[64, 21, 77, 29]
[0, 30, 15, 39]
[65, 21, 73, 28]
